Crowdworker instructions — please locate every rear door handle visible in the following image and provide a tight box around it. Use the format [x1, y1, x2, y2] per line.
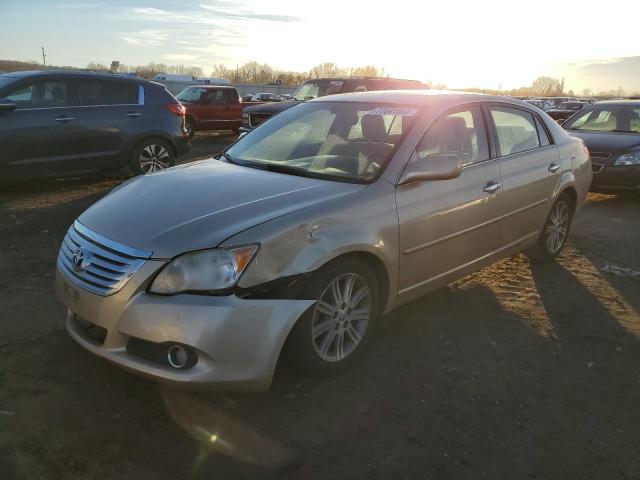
[127, 112, 143, 117]
[483, 181, 501, 194]
[548, 162, 560, 173]
[55, 116, 75, 123]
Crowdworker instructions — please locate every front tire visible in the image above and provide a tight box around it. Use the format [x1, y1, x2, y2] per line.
[528, 193, 573, 261]
[129, 138, 175, 175]
[284, 259, 380, 376]
[185, 117, 195, 139]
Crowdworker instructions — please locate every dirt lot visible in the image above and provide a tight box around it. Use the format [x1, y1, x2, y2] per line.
[1, 134, 639, 479]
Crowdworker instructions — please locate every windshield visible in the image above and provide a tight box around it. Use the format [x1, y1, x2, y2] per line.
[564, 105, 640, 133]
[176, 87, 208, 103]
[225, 101, 419, 183]
[289, 80, 345, 101]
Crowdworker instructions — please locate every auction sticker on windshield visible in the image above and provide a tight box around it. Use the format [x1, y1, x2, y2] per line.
[366, 107, 418, 116]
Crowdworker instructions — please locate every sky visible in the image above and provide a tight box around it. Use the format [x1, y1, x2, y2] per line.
[1, 0, 639, 92]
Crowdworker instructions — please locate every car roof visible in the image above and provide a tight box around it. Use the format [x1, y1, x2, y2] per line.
[0, 69, 148, 85]
[309, 89, 525, 107]
[304, 76, 422, 83]
[588, 100, 640, 107]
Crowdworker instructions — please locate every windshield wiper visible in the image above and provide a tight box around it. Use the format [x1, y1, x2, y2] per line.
[612, 129, 639, 134]
[218, 151, 237, 164]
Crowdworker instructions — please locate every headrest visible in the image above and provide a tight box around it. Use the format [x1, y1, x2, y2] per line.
[361, 115, 386, 142]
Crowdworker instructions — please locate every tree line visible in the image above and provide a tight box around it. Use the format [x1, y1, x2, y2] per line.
[1, 59, 638, 96]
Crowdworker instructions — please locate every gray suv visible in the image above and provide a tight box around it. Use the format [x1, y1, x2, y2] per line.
[0, 70, 190, 179]
[55, 91, 592, 391]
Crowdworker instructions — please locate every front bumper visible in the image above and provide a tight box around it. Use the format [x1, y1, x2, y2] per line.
[55, 266, 314, 391]
[591, 164, 640, 191]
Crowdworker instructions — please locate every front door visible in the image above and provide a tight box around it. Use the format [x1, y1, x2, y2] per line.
[0, 78, 80, 177]
[396, 105, 503, 302]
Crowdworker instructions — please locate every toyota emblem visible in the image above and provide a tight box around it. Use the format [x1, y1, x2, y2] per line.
[71, 248, 90, 272]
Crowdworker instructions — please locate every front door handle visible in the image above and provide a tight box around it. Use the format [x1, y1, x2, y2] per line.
[55, 116, 76, 123]
[127, 112, 143, 117]
[483, 181, 501, 194]
[548, 162, 560, 173]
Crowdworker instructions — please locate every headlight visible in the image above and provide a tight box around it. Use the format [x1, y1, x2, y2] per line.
[149, 245, 258, 295]
[613, 150, 640, 166]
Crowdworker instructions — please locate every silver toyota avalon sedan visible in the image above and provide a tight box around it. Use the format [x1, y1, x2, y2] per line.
[55, 91, 592, 391]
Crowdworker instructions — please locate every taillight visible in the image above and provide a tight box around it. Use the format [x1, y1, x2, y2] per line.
[166, 103, 186, 116]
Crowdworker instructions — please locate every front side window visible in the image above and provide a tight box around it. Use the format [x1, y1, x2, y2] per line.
[5, 80, 69, 109]
[564, 105, 640, 133]
[176, 87, 208, 103]
[490, 106, 541, 156]
[73, 80, 137, 106]
[415, 106, 489, 166]
[225, 102, 419, 183]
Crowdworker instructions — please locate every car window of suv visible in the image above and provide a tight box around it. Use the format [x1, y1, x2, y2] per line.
[5, 80, 69, 109]
[204, 90, 225, 104]
[415, 106, 489, 166]
[490, 106, 541, 156]
[73, 80, 138, 106]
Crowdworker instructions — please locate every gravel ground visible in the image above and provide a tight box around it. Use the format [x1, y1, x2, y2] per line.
[1, 135, 639, 479]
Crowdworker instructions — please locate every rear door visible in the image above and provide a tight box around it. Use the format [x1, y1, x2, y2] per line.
[487, 104, 561, 247]
[396, 104, 503, 301]
[0, 78, 80, 177]
[70, 78, 145, 170]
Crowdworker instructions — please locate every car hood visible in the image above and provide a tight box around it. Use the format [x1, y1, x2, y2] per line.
[243, 100, 302, 115]
[78, 159, 364, 258]
[566, 130, 640, 153]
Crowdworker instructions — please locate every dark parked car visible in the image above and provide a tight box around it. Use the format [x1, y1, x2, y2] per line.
[241, 76, 425, 132]
[564, 100, 640, 192]
[546, 101, 587, 121]
[0, 70, 190, 179]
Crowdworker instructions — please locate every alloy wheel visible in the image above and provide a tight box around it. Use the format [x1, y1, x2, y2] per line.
[311, 273, 372, 362]
[139, 144, 171, 173]
[545, 200, 570, 253]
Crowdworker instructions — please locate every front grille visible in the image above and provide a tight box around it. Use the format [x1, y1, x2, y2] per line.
[249, 113, 270, 127]
[57, 221, 152, 296]
[590, 151, 612, 161]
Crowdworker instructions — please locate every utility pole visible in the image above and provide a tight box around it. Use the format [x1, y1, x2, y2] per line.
[41, 46, 46, 69]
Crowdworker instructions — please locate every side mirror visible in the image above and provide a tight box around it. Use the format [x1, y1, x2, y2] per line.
[399, 152, 463, 185]
[556, 118, 565, 125]
[0, 99, 17, 112]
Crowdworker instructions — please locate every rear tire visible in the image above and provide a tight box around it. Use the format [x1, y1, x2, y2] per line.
[527, 193, 573, 262]
[129, 138, 175, 175]
[284, 259, 380, 376]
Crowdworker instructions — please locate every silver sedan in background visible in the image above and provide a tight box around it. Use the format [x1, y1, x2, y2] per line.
[55, 91, 592, 391]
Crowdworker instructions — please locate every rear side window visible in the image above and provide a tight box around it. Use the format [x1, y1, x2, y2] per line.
[535, 116, 552, 147]
[415, 106, 489, 165]
[224, 89, 239, 104]
[204, 89, 225, 104]
[5, 80, 69, 109]
[73, 80, 138, 106]
[490, 106, 541, 156]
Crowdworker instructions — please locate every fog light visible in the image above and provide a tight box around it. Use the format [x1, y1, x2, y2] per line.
[167, 344, 189, 369]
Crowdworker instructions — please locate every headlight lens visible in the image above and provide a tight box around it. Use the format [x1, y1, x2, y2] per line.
[149, 245, 258, 295]
[613, 150, 640, 166]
